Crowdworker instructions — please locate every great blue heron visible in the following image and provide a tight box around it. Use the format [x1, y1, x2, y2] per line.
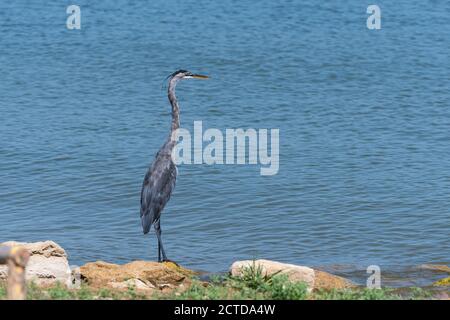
[140, 70, 209, 262]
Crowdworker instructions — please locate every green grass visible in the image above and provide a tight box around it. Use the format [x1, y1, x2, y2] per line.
[164, 279, 437, 300]
[312, 288, 400, 300]
[312, 286, 438, 300]
[0, 283, 6, 299]
[0, 281, 149, 300]
[0, 264, 440, 300]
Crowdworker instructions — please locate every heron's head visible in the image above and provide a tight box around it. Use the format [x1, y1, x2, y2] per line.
[167, 69, 209, 82]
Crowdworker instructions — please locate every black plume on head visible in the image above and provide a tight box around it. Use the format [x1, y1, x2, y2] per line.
[167, 69, 189, 80]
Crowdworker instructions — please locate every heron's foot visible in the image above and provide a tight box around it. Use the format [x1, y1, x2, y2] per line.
[161, 259, 180, 268]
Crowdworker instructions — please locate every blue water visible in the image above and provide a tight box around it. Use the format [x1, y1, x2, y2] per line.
[0, 1, 449, 282]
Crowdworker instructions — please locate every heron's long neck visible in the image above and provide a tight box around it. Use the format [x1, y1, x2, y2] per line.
[168, 80, 180, 140]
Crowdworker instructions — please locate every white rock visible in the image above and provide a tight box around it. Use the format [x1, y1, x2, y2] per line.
[230, 259, 316, 291]
[0, 241, 70, 285]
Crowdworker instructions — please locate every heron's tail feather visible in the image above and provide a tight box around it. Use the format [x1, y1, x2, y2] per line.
[141, 211, 153, 234]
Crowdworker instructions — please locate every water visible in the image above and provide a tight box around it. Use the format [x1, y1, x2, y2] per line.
[0, 1, 449, 285]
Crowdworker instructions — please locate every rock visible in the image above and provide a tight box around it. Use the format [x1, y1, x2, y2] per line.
[80, 260, 195, 292]
[110, 278, 155, 291]
[0, 241, 70, 285]
[230, 259, 354, 291]
[419, 264, 450, 273]
[313, 270, 353, 290]
[433, 277, 450, 287]
[230, 259, 315, 289]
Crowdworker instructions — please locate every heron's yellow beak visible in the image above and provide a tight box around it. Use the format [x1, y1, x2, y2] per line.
[192, 74, 209, 79]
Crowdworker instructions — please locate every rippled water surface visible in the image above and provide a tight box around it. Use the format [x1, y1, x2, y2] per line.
[0, 1, 449, 282]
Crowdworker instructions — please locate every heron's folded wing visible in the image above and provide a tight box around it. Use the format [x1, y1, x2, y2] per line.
[140, 155, 177, 232]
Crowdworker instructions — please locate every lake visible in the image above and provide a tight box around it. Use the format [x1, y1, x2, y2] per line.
[0, 1, 449, 286]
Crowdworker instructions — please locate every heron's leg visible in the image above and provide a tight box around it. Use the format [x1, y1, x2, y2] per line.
[154, 220, 167, 262]
[157, 236, 161, 263]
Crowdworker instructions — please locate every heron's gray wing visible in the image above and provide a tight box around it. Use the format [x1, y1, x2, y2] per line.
[140, 153, 177, 234]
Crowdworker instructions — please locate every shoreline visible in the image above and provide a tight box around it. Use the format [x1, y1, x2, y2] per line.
[1, 241, 448, 300]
